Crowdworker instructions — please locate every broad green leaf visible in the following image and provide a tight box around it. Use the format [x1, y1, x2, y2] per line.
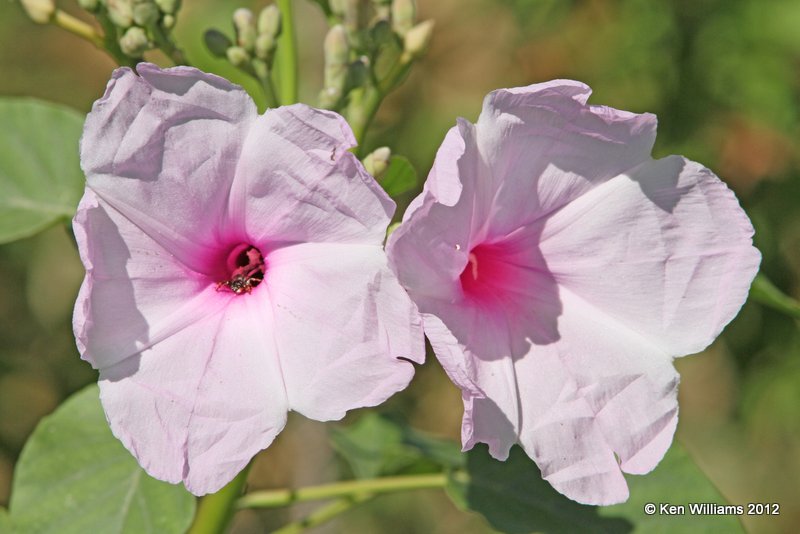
[0, 99, 85, 244]
[9, 385, 195, 534]
[330, 413, 420, 479]
[330, 414, 463, 479]
[749, 273, 800, 320]
[446, 444, 631, 533]
[600, 445, 743, 533]
[447, 443, 742, 533]
[380, 155, 418, 198]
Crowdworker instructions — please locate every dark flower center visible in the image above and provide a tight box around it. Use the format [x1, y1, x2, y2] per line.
[216, 243, 265, 295]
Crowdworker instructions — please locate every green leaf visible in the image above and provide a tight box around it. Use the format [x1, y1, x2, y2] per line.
[330, 413, 421, 479]
[330, 414, 463, 479]
[749, 273, 800, 320]
[0, 99, 85, 244]
[446, 443, 742, 533]
[600, 445, 743, 533]
[9, 385, 195, 534]
[446, 444, 632, 533]
[380, 155, 418, 198]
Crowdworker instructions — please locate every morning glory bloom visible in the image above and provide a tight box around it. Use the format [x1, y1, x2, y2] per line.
[387, 81, 760, 505]
[73, 63, 424, 495]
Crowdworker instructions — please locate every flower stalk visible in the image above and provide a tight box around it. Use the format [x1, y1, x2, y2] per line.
[275, 0, 299, 104]
[187, 463, 253, 534]
[237, 472, 448, 509]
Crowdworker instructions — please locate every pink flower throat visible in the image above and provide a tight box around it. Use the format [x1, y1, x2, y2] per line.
[215, 243, 266, 295]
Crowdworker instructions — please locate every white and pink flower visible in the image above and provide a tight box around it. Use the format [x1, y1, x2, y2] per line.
[387, 80, 760, 505]
[73, 63, 424, 495]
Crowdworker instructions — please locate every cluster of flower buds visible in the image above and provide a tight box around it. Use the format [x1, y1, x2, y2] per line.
[204, 5, 282, 81]
[19, 0, 183, 63]
[88, 0, 181, 58]
[317, 0, 434, 111]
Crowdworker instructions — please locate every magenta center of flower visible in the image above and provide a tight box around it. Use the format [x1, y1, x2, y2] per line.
[215, 243, 266, 295]
[458, 243, 526, 305]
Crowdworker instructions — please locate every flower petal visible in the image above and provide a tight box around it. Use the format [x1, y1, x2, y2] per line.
[98, 288, 287, 496]
[264, 242, 424, 421]
[80, 63, 257, 273]
[232, 105, 394, 245]
[475, 80, 657, 239]
[540, 155, 761, 356]
[73, 188, 228, 370]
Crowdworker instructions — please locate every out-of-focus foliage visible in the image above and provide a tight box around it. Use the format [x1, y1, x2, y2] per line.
[0, 99, 84, 244]
[1, 0, 799, 533]
[9, 385, 196, 534]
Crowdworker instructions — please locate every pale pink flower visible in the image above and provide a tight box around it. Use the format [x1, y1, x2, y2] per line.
[73, 63, 423, 495]
[387, 81, 760, 505]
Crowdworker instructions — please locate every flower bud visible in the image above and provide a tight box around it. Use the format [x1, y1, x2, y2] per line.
[21, 0, 55, 24]
[391, 0, 415, 36]
[257, 4, 281, 38]
[254, 33, 276, 61]
[119, 26, 150, 57]
[204, 29, 232, 58]
[132, 0, 159, 26]
[226, 45, 250, 68]
[322, 24, 350, 98]
[162, 13, 175, 28]
[232, 8, 257, 52]
[403, 19, 433, 60]
[363, 146, 391, 179]
[107, 0, 134, 28]
[78, 0, 99, 12]
[154, 0, 179, 14]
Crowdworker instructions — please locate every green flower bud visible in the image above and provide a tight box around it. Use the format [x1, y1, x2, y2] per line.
[363, 146, 391, 179]
[254, 33, 276, 61]
[403, 19, 433, 60]
[162, 13, 175, 28]
[132, 1, 159, 26]
[107, 0, 134, 28]
[391, 0, 415, 36]
[119, 26, 150, 56]
[21, 0, 55, 24]
[257, 4, 281, 38]
[323, 24, 349, 86]
[154, 0, 179, 14]
[232, 8, 257, 52]
[226, 45, 250, 68]
[78, 0, 100, 12]
[203, 29, 232, 58]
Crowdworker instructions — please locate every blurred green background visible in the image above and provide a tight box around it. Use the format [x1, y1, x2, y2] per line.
[1, 0, 799, 532]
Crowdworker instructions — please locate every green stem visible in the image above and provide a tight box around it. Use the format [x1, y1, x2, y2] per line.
[272, 494, 374, 534]
[238, 472, 447, 509]
[348, 59, 414, 155]
[188, 463, 252, 534]
[150, 22, 187, 66]
[750, 273, 800, 319]
[276, 0, 299, 104]
[52, 9, 104, 48]
[96, 12, 136, 67]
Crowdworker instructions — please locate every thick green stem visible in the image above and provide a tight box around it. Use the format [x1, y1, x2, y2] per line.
[272, 494, 374, 534]
[276, 0, 299, 104]
[348, 59, 414, 155]
[238, 472, 447, 509]
[52, 10, 104, 48]
[188, 463, 252, 534]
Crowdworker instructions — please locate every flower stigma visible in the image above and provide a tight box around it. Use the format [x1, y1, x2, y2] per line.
[216, 243, 266, 295]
